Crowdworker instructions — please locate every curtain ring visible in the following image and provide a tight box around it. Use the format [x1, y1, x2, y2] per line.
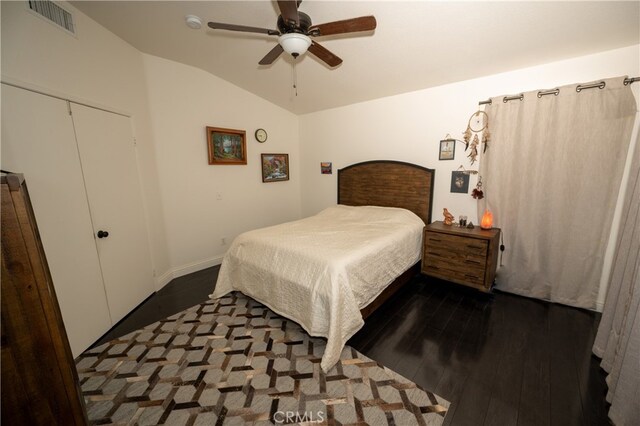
[576, 81, 606, 92]
[503, 94, 524, 103]
[537, 88, 560, 98]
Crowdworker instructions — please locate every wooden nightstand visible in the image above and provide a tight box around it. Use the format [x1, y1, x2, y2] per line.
[421, 221, 501, 292]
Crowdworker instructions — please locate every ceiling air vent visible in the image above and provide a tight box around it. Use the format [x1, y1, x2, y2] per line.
[27, 0, 75, 35]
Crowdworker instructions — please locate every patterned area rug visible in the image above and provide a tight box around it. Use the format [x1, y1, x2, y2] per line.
[76, 292, 449, 425]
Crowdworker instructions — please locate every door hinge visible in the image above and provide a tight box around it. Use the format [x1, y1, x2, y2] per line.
[133, 137, 137, 147]
[66, 101, 72, 116]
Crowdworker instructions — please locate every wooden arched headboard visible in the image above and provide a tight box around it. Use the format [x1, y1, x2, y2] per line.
[338, 160, 435, 224]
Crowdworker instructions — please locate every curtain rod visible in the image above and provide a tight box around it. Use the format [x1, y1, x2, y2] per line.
[478, 76, 640, 105]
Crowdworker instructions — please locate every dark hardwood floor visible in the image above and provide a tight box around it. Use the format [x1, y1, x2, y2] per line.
[91, 267, 611, 426]
[92, 266, 219, 347]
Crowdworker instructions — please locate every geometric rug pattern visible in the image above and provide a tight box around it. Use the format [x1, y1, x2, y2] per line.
[76, 292, 449, 425]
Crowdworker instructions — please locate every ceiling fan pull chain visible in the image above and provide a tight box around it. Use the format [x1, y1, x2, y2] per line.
[292, 60, 298, 96]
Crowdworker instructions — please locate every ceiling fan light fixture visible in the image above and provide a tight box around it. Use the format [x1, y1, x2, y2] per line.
[278, 33, 312, 57]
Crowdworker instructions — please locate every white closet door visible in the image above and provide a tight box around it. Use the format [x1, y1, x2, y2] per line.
[1, 84, 112, 356]
[70, 103, 154, 323]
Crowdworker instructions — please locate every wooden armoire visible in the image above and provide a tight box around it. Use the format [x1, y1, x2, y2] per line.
[1, 173, 87, 425]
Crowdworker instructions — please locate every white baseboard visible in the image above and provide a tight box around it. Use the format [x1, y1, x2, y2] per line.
[155, 256, 224, 290]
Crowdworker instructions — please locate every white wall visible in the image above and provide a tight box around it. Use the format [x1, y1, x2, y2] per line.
[299, 45, 640, 309]
[143, 55, 301, 285]
[0, 1, 171, 287]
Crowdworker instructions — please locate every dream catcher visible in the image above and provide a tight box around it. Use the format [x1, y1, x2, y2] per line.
[463, 110, 490, 165]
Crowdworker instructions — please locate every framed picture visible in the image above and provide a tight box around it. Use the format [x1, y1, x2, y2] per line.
[321, 162, 332, 174]
[439, 139, 456, 160]
[450, 171, 470, 193]
[261, 153, 289, 183]
[207, 126, 247, 165]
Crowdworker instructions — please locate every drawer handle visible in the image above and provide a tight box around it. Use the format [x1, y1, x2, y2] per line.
[467, 245, 484, 250]
[465, 259, 482, 265]
[465, 274, 480, 279]
[427, 251, 443, 257]
[429, 238, 442, 243]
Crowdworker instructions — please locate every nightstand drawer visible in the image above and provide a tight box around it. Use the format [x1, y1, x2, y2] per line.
[424, 245, 487, 266]
[424, 232, 488, 257]
[422, 262, 485, 287]
[423, 252, 486, 284]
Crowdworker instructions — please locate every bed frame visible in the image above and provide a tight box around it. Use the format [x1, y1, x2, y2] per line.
[338, 160, 435, 319]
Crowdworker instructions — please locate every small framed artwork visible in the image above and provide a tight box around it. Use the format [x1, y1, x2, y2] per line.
[207, 126, 247, 165]
[439, 139, 456, 160]
[450, 171, 470, 193]
[321, 162, 332, 174]
[261, 153, 289, 183]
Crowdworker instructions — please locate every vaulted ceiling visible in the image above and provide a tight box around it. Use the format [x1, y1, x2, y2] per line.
[72, 1, 639, 114]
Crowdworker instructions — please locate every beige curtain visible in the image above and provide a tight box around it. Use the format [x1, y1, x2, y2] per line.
[592, 125, 640, 426]
[480, 77, 636, 309]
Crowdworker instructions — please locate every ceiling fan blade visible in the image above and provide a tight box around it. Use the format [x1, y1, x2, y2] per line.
[277, 0, 299, 26]
[208, 21, 280, 36]
[308, 16, 377, 37]
[259, 44, 285, 65]
[308, 41, 342, 67]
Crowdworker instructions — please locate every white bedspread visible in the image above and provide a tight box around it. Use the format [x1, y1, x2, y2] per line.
[210, 205, 424, 371]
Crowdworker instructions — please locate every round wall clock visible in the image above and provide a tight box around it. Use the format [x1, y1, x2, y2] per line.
[255, 128, 268, 143]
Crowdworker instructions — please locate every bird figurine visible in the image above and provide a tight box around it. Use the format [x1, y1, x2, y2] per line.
[443, 208, 454, 226]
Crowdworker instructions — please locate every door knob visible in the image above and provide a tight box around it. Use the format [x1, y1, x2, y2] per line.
[97, 230, 109, 239]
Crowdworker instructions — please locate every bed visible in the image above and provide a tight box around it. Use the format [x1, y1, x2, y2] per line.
[211, 160, 434, 371]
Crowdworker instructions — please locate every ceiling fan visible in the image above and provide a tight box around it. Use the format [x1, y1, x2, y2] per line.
[207, 0, 377, 68]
